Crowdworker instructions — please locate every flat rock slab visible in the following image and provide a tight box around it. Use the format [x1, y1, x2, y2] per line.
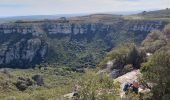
[63, 93, 74, 99]
[114, 70, 141, 84]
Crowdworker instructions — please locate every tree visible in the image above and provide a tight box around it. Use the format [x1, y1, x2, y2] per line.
[142, 30, 166, 53]
[164, 24, 170, 39]
[98, 43, 143, 70]
[141, 44, 170, 99]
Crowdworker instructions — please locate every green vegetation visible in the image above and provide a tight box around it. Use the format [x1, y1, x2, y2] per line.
[1, 9, 170, 99]
[77, 69, 119, 100]
[142, 23, 170, 53]
[0, 66, 80, 100]
[141, 44, 170, 100]
[140, 24, 170, 100]
[122, 64, 133, 75]
[0, 67, 121, 100]
[98, 43, 143, 70]
[45, 36, 109, 69]
[141, 30, 167, 53]
[123, 9, 170, 22]
[123, 16, 170, 22]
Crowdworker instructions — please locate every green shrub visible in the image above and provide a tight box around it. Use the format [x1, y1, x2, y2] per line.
[98, 43, 143, 70]
[15, 77, 34, 91]
[141, 44, 170, 99]
[77, 69, 119, 100]
[122, 64, 134, 74]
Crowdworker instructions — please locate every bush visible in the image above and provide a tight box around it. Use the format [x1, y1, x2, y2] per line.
[98, 43, 143, 70]
[77, 69, 119, 100]
[15, 80, 28, 91]
[15, 77, 33, 91]
[122, 64, 133, 74]
[141, 44, 170, 99]
[164, 24, 170, 36]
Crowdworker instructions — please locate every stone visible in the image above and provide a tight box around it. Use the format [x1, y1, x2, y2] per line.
[32, 75, 44, 86]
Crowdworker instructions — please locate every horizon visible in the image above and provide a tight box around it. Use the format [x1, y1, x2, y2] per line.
[0, 10, 142, 18]
[0, 9, 166, 19]
[0, 0, 170, 18]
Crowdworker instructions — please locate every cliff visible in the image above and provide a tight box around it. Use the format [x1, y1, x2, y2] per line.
[0, 15, 168, 68]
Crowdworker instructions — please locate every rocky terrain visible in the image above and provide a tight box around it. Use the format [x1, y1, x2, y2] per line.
[0, 14, 168, 68]
[0, 9, 170, 99]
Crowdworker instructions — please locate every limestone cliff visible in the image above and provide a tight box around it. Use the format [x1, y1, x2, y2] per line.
[0, 15, 168, 68]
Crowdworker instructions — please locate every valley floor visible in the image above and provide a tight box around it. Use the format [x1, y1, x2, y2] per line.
[0, 67, 81, 100]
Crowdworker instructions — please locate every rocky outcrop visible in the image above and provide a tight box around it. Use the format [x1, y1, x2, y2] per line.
[0, 16, 168, 68]
[43, 23, 111, 36]
[32, 75, 44, 86]
[128, 20, 165, 32]
[43, 20, 167, 35]
[0, 38, 48, 68]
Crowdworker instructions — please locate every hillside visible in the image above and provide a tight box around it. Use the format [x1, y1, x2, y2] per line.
[0, 14, 87, 24]
[124, 9, 170, 21]
[138, 9, 170, 18]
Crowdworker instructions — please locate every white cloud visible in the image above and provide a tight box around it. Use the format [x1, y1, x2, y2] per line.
[0, 0, 170, 17]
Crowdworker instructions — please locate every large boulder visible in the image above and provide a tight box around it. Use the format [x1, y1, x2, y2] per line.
[32, 75, 44, 86]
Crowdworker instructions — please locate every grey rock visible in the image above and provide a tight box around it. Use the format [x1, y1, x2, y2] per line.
[109, 69, 120, 79]
[32, 75, 44, 86]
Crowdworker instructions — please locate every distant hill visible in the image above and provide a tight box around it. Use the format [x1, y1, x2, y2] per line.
[123, 8, 170, 21]
[0, 14, 88, 23]
[137, 8, 170, 18]
[0, 11, 142, 24]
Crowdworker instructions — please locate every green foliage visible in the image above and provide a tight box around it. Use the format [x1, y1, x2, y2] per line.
[14, 77, 34, 91]
[15, 80, 29, 91]
[142, 30, 167, 53]
[141, 44, 170, 99]
[98, 43, 143, 70]
[122, 90, 140, 100]
[0, 66, 81, 100]
[142, 23, 170, 53]
[77, 69, 119, 100]
[123, 9, 170, 22]
[122, 64, 133, 74]
[0, 72, 16, 92]
[164, 23, 170, 37]
[45, 36, 109, 69]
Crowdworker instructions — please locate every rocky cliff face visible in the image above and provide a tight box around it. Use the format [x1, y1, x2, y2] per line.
[0, 38, 48, 68]
[0, 16, 168, 68]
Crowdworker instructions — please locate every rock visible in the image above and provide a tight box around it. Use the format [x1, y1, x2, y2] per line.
[32, 75, 44, 86]
[109, 69, 121, 79]
[0, 38, 48, 68]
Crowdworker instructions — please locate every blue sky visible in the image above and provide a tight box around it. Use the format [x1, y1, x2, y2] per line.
[0, 0, 170, 17]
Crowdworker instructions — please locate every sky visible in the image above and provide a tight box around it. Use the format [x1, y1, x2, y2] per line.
[0, 0, 170, 17]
